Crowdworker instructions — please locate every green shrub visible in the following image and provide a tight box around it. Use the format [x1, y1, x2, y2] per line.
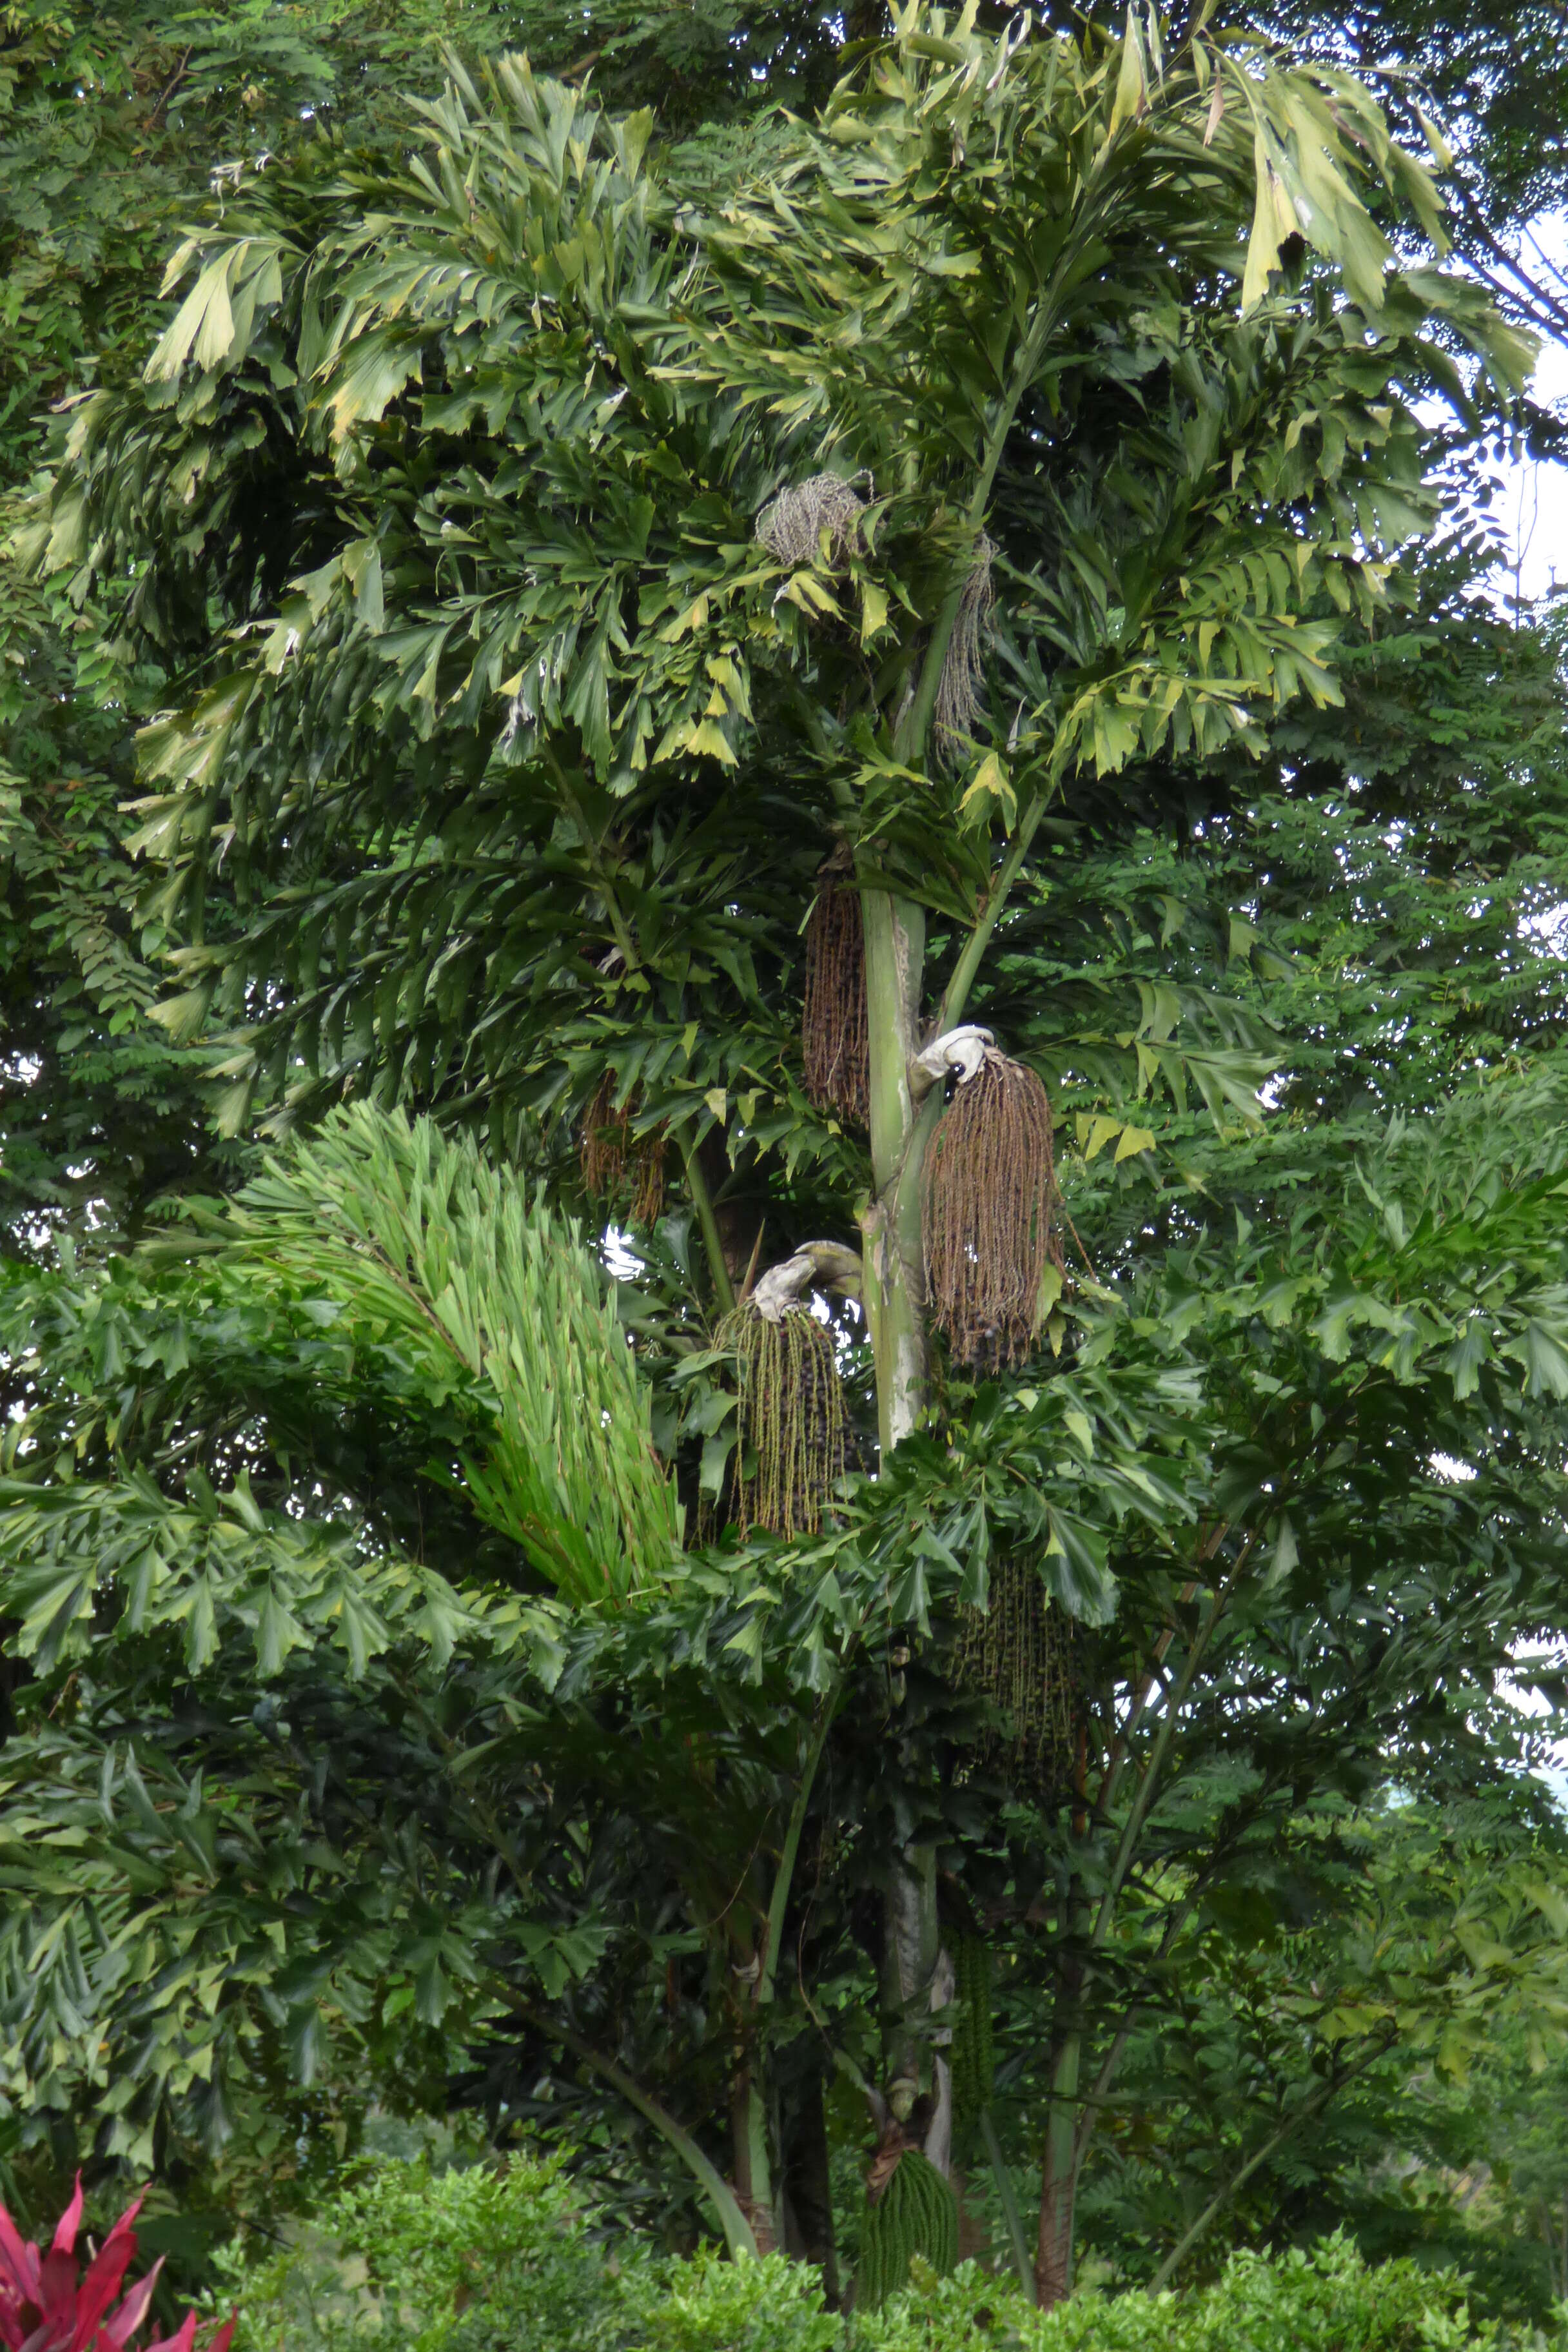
[212, 2152, 1568, 2352]
[852, 2234, 1566, 2352]
[212, 2148, 638, 2352]
[623, 2248, 841, 2352]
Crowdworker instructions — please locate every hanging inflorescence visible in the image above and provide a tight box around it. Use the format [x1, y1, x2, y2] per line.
[933, 533, 995, 767]
[755, 471, 867, 568]
[802, 847, 869, 1127]
[857, 2150, 959, 2310]
[580, 1073, 667, 1230]
[718, 1300, 847, 1536]
[949, 1934, 995, 2136]
[923, 1049, 1063, 1369]
[950, 1556, 1077, 1792]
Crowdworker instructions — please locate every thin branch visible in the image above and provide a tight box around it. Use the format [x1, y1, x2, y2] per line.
[937, 789, 1053, 1034]
[1095, 1569, 1206, 1816]
[1144, 2035, 1396, 2294]
[1070, 1800, 1280, 2177]
[1445, 177, 1568, 344]
[894, 143, 1139, 772]
[1091, 1534, 1257, 1957]
[145, 44, 192, 131]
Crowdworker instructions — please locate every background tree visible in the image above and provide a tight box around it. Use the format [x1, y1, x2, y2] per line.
[0, 0, 838, 1264]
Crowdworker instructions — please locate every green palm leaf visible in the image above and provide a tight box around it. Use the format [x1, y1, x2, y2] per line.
[228, 1103, 681, 1603]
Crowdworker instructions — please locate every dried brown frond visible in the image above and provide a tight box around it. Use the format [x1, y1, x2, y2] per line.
[802, 847, 868, 1126]
[923, 1049, 1061, 1369]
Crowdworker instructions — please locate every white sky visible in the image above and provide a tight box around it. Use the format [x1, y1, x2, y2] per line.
[1491, 214, 1568, 603]
[1500, 335, 1568, 603]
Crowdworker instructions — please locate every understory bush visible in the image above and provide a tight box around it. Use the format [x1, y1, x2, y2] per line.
[211, 2152, 1568, 2352]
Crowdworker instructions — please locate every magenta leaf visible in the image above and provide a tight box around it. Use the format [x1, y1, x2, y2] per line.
[48, 2187, 83, 2265]
[0, 2193, 224, 2352]
[140, 2318, 195, 2352]
[94, 2263, 161, 2352]
[69, 2211, 143, 2351]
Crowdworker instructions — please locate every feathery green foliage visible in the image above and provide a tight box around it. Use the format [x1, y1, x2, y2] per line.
[224, 1105, 681, 1601]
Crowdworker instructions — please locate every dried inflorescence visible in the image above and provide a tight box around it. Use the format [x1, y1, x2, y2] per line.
[758, 483, 994, 775]
[933, 532, 995, 767]
[756, 471, 867, 568]
[950, 1555, 1077, 1793]
[719, 1299, 847, 1536]
[801, 847, 869, 1126]
[923, 1048, 1062, 1369]
[580, 1072, 667, 1229]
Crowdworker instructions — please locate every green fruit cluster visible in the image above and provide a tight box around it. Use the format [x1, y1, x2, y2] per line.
[950, 1936, 995, 2134]
[856, 2150, 959, 2311]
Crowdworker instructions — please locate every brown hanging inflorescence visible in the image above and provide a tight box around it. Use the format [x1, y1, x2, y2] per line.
[950, 1556, 1077, 1793]
[933, 533, 995, 768]
[923, 1048, 1061, 1369]
[580, 1073, 667, 1229]
[718, 1300, 847, 1536]
[802, 848, 868, 1126]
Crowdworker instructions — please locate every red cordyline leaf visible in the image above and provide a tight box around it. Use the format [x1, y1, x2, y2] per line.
[147, 2317, 234, 2352]
[0, 2200, 43, 2322]
[66, 2217, 143, 2352]
[49, 2192, 83, 2264]
[0, 2184, 233, 2352]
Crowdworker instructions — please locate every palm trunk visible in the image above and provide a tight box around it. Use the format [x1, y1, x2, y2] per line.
[879, 1843, 955, 2170]
[1036, 1935, 1084, 2307]
[848, 275, 1073, 2197]
[1035, 2041, 1080, 2303]
[881, 1841, 936, 2077]
[859, 887, 928, 1452]
[730, 2052, 776, 2251]
[859, 879, 959, 2170]
[727, 1893, 776, 2249]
